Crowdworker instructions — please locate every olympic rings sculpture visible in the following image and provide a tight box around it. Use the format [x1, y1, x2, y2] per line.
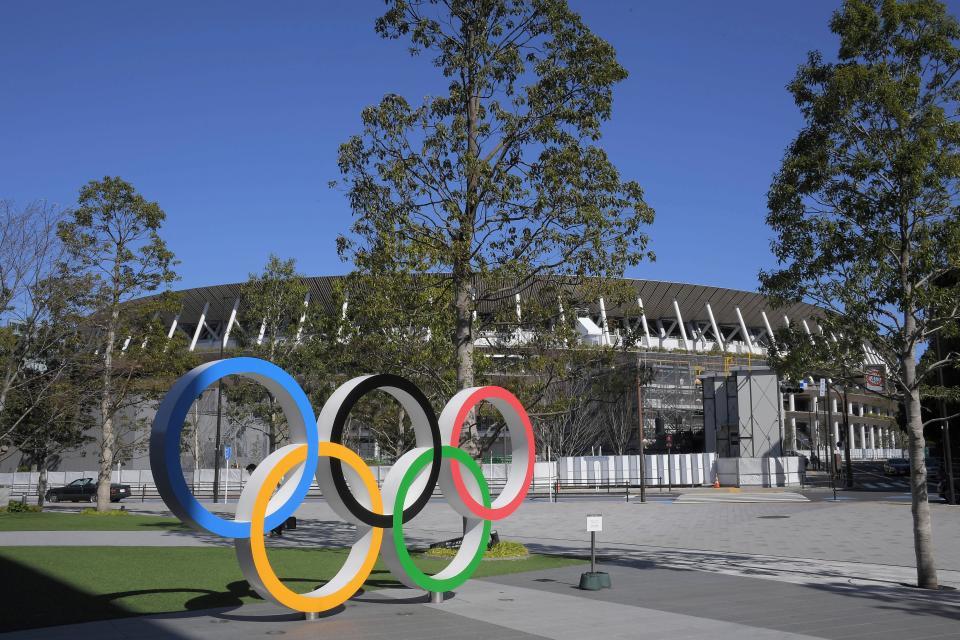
[149, 357, 534, 613]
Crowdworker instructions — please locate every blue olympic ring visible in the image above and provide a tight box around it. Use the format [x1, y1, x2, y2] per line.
[149, 357, 318, 538]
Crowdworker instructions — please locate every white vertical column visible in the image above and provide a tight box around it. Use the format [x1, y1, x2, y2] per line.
[189, 302, 209, 352]
[256, 319, 267, 346]
[221, 298, 240, 348]
[166, 314, 180, 340]
[848, 423, 856, 450]
[869, 426, 876, 449]
[672, 299, 690, 350]
[812, 397, 819, 448]
[761, 311, 776, 349]
[598, 297, 609, 346]
[295, 292, 311, 344]
[859, 424, 866, 450]
[706, 303, 724, 351]
[637, 298, 651, 347]
[735, 307, 754, 351]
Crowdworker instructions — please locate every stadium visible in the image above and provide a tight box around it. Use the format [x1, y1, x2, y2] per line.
[0, 275, 902, 490]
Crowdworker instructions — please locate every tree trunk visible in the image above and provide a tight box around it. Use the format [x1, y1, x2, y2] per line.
[268, 397, 277, 454]
[903, 348, 939, 589]
[36, 454, 47, 507]
[0, 359, 18, 423]
[454, 20, 479, 455]
[96, 305, 120, 512]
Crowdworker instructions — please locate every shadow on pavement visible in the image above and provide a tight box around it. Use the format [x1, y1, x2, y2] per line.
[509, 540, 960, 629]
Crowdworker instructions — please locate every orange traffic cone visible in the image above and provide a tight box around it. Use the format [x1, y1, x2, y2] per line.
[712, 477, 720, 489]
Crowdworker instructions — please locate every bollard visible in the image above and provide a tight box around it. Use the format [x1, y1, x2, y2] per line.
[429, 591, 444, 604]
[304, 611, 320, 621]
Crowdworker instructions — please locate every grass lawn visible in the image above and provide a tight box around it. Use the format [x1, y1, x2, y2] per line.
[0, 511, 186, 531]
[0, 546, 584, 631]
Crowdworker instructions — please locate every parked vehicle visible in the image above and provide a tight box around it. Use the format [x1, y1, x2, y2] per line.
[45, 478, 131, 503]
[883, 458, 910, 475]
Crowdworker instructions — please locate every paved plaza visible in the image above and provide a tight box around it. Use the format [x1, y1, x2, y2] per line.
[2, 495, 959, 639]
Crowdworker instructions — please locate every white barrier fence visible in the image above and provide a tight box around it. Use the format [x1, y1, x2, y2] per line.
[795, 448, 906, 461]
[557, 453, 719, 488]
[716, 457, 802, 487]
[1, 461, 562, 501]
[8, 450, 879, 499]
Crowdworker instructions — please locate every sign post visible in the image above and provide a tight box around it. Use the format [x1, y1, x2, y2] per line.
[579, 514, 611, 590]
[224, 446, 232, 504]
[587, 514, 602, 572]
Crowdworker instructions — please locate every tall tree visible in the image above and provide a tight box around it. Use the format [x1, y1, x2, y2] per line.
[234, 255, 312, 454]
[0, 201, 73, 431]
[760, 0, 960, 589]
[58, 177, 179, 510]
[337, 0, 654, 449]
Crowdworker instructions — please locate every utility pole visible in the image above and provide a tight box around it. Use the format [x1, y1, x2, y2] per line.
[825, 378, 837, 500]
[212, 296, 228, 504]
[842, 385, 853, 488]
[935, 333, 956, 505]
[636, 362, 646, 503]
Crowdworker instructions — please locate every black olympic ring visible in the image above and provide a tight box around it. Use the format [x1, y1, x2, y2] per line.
[327, 374, 441, 527]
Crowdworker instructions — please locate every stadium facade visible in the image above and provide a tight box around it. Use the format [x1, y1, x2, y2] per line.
[0, 276, 901, 478]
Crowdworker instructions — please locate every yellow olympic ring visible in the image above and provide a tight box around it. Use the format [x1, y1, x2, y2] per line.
[236, 442, 384, 612]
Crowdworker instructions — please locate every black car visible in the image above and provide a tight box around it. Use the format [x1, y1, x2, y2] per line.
[45, 478, 131, 503]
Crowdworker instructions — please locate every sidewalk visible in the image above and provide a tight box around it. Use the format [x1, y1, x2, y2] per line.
[5, 497, 960, 638]
[4, 559, 958, 639]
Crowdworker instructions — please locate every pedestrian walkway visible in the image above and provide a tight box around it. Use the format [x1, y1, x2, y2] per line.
[4, 558, 959, 639]
[675, 491, 809, 503]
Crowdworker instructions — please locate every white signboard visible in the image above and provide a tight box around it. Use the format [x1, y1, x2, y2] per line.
[586, 514, 603, 532]
[818, 378, 826, 397]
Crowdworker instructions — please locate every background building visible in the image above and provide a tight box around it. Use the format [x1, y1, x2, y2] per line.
[0, 276, 900, 478]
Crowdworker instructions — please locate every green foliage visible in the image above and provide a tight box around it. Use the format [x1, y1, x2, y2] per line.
[423, 540, 529, 559]
[226, 255, 317, 453]
[335, 0, 655, 452]
[760, 0, 960, 589]
[760, 0, 960, 400]
[57, 177, 187, 509]
[78, 507, 128, 516]
[2, 501, 42, 513]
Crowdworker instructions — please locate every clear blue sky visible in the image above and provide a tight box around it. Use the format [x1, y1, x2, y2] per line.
[3, 1, 956, 293]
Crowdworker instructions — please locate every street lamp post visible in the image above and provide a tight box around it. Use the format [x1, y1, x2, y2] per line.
[635, 364, 646, 503]
[825, 378, 837, 501]
[212, 296, 229, 504]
